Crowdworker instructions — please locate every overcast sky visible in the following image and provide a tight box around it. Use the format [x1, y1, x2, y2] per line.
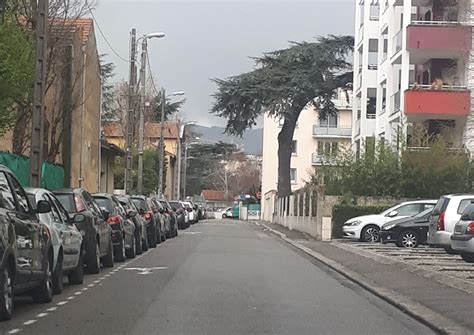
[94, 0, 355, 127]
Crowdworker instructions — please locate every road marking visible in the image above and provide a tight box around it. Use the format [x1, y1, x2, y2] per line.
[67, 296, 75, 300]
[46, 307, 57, 312]
[105, 274, 111, 277]
[8, 328, 22, 334]
[182, 232, 202, 235]
[94, 280, 101, 283]
[99, 276, 106, 280]
[124, 267, 168, 275]
[23, 320, 37, 325]
[88, 283, 94, 287]
[36, 313, 48, 318]
[81, 287, 88, 291]
[57, 301, 68, 306]
[74, 291, 82, 295]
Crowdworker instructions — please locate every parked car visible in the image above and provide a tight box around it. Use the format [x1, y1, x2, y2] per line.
[428, 194, 474, 254]
[54, 188, 114, 273]
[93, 194, 137, 261]
[131, 195, 162, 247]
[117, 195, 148, 253]
[151, 198, 170, 241]
[222, 207, 233, 219]
[0, 166, 55, 320]
[169, 200, 188, 229]
[26, 188, 84, 294]
[450, 204, 474, 263]
[380, 208, 433, 248]
[158, 199, 178, 237]
[183, 201, 196, 223]
[343, 200, 437, 242]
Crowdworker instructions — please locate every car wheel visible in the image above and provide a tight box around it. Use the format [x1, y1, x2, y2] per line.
[0, 267, 13, 321]
[360, 225, 380, 243]
[52, 254, 64, 295]
[460, 252, 474, 263]
[222, 214, 227, 219]
[142, 235, 149, 251]
[102, 236, 114, 268]
[115, 237, 126, 262]
[33, 254, 53, 303]
[156, 225, 162, 245]
[135, 233, 143, 255]
[443, 246, 459, 255]
[161, 228, 167, 242]
[126, 236, 136, 259]
[398, 230, 419, 248]
[148, 227, 157, 248]
[174, 224, 178, 237]
[87, 240, 101, 274]
[68, 248, 84, 285]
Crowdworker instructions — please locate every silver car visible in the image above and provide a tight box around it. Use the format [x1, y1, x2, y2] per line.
[451, 203, 474, 263]
[26, 188, 84, 294]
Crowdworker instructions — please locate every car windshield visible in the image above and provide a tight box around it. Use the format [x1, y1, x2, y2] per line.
[55, 193, 75, 213]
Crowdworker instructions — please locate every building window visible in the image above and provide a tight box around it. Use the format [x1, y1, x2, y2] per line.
[318, 141, 339, 156]
[290, 168, 297, 182]
[370, 3, 380, 21]
[319, 114, 338, 128]
[291, 140, 297, 155]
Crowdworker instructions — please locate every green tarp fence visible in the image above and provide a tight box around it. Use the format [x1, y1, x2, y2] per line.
[0, 152, 65, 189]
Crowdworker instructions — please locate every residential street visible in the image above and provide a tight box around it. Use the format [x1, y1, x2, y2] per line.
[0, 220, 433, 335]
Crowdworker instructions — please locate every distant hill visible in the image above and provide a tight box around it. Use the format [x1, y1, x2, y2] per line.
[192, 125, 263, 155]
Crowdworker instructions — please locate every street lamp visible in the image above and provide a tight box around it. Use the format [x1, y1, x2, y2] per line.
[136, 31, 165, 195]
[158, 89, 186, 198]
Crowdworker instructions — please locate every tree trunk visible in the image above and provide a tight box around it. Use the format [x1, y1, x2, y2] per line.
[277, 111, 300, 197]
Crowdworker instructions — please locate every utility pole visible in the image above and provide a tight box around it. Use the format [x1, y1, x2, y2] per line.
[174, 118, 181, 200]
[157, 88, 166, 197]
[182, 142, 188, 200]
[125, 28, 137, 194]
[137, 37, 147, 194]
[30, 0, 49, 187]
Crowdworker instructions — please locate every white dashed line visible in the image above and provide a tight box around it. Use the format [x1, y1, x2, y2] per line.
[67, 296, 75, 300]
[105, 274, 111, 277]
[74, 291, 82, 295]
[46, 307, 57, 312]
[88, 284, 94, 287]
[57, 301, 68, 306]
[81, 287, 88, 291]
[8, 328, 22, 334]
[23, 320, 37, 325]
[36, 313, 48, 318]
[94, 280, 101, 283]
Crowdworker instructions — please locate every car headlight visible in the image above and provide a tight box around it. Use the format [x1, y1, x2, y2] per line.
[383, 224, 396, 231]
[345, 220, 361, 226]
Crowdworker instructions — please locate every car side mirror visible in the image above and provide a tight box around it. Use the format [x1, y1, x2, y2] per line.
[74, 213, 86, 223]
[127, 210, 137, 218]
[101, 207, 110, 220]
[36, 200, 51, 214]
[387, 211, 398, 218]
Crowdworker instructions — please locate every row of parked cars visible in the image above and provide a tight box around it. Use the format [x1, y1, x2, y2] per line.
[0, 165, 203, 321]
[342, 194, 474, 263]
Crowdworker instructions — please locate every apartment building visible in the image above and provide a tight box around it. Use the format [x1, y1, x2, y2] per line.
[354, 0, 473, 152]
[261, 89, 352, 219]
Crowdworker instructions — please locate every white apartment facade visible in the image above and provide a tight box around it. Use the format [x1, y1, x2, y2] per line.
[261, 90, 352, 220]
[354, 0, 474, 152]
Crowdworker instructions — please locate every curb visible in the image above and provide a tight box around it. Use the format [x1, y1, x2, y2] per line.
[258, 222, 472, 335]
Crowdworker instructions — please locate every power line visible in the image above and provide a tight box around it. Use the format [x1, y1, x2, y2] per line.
[146, 49, 160, 95]
[88, 8, 129, 63]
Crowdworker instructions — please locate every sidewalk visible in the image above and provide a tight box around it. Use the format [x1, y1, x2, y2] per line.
[256, 221, 474, 335]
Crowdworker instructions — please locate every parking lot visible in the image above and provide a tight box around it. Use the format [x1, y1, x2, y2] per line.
[334, 240, 474, 290]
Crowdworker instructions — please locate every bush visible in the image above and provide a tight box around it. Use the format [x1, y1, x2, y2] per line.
[332, 204, 392, 238]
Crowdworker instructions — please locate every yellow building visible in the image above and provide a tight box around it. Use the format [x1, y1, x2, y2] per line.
[103, 121, 179, 199]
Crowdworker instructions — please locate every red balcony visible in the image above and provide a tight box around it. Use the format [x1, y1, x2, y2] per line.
[407, 24, 472, 52]
[404, 89, 470, 118]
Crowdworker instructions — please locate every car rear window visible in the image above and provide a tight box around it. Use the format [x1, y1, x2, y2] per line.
[132, 198, 147, 211]
[169, 201, 182, 209]
[55, 194, 75, 213]
[93, 197, 115, 214]
[457, 198, 474, 214]
[433, 197, 450, 214]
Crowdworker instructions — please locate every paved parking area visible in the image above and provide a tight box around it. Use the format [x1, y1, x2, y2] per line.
[334, 240, 474, 287]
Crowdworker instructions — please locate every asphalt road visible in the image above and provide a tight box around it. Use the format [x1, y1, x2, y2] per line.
[0, 219, 434, 335]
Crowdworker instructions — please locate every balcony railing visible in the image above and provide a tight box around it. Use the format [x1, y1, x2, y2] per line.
[404, 88, 470, 117]
[366, 113, 376, 119]
[311, 154, 337, 166]
[313, 125, 352, 138]
[392, 30, 403, 56]
[391, 91, 401, 115]
[407, 23, 472, 52]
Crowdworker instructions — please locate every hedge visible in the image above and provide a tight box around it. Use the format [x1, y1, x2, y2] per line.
[332, 204, 392, 238]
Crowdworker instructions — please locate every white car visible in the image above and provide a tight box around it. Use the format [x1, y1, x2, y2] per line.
[343, 200, 437, 242]
[182, 201, 195, 223]
[222, 207, 233, 219]
[428, 194, 474, 254]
